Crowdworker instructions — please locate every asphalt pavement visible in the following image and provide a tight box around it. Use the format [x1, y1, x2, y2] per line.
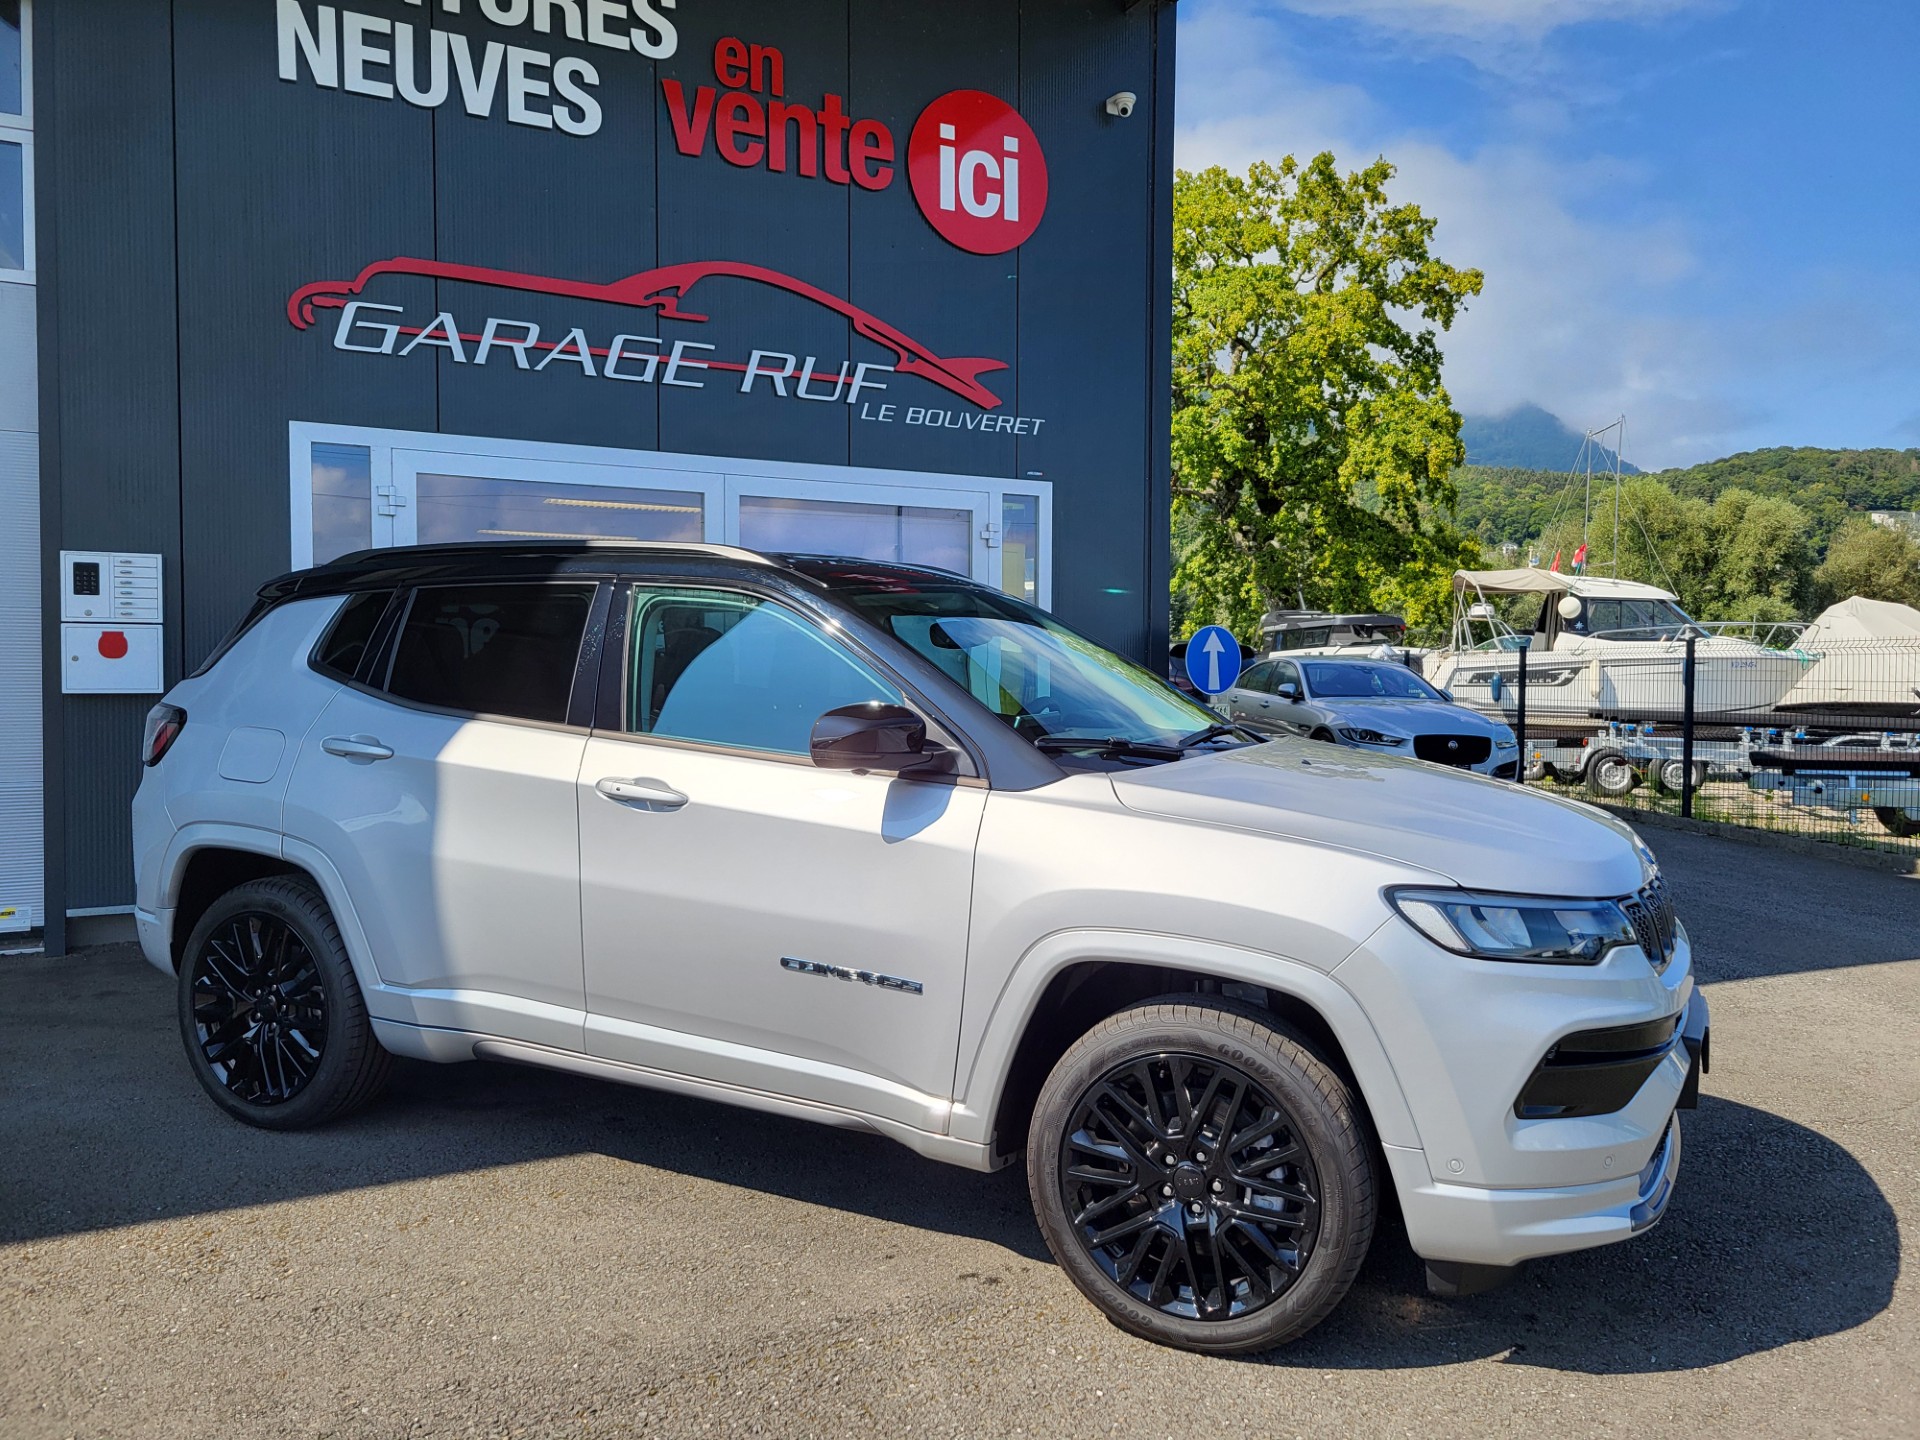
[2, 826, 1915, 1438]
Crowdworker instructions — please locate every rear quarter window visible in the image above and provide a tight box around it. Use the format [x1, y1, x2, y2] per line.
[311, 590, 394, 682]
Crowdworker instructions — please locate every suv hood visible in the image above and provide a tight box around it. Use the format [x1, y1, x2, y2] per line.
[1110, 737, 1647, 897]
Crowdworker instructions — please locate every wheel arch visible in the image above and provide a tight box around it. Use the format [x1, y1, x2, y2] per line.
[953, 931, 1419, 1164]
[160, 830, 385, 996]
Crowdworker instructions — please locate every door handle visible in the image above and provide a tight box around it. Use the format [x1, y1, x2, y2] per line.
[595, 776, 689, 812]
[1258, 699, 1272, 708]
[321, 734, 394, 762]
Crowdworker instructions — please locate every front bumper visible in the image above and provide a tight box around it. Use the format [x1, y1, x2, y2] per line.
[1390, 987, 1707, 1267]
[1336, 913, 1707, 1268]
[1388, 1104, 1684, 1267]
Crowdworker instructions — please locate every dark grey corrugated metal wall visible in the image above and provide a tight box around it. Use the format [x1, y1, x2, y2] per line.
[39, 0, 1178, 916]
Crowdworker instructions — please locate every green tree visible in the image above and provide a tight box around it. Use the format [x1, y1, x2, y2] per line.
[1813, 517, 1920, 609]
[1171, 155, 1485, 637]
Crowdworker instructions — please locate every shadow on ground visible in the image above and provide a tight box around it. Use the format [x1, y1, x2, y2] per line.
[1, 949, 1899, 1378]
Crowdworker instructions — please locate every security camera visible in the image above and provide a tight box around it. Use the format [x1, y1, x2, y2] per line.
[1105, 91, 1137, 119]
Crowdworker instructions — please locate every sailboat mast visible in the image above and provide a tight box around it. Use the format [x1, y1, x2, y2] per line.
[1612, 416, 1623, 576]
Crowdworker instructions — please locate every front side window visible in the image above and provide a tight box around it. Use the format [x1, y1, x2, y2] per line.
[1238, 660, 1277, 693]
[627, 587, 901, 756]
[384, 582, 595, 723]
[835, 582, 1219, 748]
[1272, 661, 1300, 694]
[1300, 661, 1441, 701]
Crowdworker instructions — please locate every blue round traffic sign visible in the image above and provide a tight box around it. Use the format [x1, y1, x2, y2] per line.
[1184, 625, 1243, 696]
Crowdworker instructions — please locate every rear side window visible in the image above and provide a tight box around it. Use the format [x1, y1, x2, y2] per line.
[384, 583, 596, 724]
[312, 590, 393, 681]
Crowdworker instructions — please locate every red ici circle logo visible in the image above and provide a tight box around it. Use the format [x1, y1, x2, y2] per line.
[908, 90, 1048, 255]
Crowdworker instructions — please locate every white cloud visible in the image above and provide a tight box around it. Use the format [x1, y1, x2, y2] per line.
[1173, 0, 1901, 468]
[1273, 0, 1712, 44]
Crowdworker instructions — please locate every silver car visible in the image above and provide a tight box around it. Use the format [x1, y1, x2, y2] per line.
[1222, 655, 1520, 778]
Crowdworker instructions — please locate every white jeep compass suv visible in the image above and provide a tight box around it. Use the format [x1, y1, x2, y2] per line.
[133, 542, 1708, 1354]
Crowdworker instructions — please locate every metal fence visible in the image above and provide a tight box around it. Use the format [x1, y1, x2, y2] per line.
[1508, 636, 1920, 857]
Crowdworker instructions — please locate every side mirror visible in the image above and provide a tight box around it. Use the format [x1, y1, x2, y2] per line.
[809, 702, 954, 775]
[1276, 682, 1302, 702]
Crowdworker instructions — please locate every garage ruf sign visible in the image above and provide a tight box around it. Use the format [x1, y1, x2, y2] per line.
[276, 2, 1053, 431]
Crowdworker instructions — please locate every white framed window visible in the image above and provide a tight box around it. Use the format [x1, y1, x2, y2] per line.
[288, 422, 1054, 606]
[0, 0, 30, 286]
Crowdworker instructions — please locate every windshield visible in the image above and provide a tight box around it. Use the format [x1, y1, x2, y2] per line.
[833, 583, 1224, 747]
[1301, 661, 1442, 700]
[1573, 597, 1699, 641]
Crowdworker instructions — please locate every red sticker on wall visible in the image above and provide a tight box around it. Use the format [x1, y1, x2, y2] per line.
[98, 630, 129, 660]
[908, 91, 1048, 255]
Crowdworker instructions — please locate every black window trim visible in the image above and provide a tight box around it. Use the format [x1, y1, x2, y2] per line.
[335, 576, 613, 733]
[590, 575, 987, 784]
[306, 587, 405, 685]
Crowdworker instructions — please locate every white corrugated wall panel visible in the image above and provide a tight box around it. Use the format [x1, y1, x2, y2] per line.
[0, 279, 43, 931]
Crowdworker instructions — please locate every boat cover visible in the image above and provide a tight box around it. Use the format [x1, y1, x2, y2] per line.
[1451, 569, 1674, 599]
[1796, 595, 1920, 645]
[1777, 595, 1920, 713]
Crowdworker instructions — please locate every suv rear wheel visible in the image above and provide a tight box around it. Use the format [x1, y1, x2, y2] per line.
[177, 876, 392, 1129]
[1027, 998, 1376, 1353]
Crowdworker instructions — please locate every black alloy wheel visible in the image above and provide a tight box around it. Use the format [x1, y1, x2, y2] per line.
[1029, 999, 1375, 1353]
[1060, 1053, 1322, 1322]
[189, 911, 328, 1106]
[177, 876, 392, 1129]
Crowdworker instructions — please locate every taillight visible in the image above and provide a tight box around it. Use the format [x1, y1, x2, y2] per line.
[142, 703, 187, 767]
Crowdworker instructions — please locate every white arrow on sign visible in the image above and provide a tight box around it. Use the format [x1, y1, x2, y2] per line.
[1202, 629, 1227, 693]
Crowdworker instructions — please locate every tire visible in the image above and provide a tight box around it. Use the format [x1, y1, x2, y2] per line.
[1875, 807, 1920, 838]
[1027, 998, 1377, 1355]
[1654, 758, 1711, 795]
[1585, 749, 1640, 797]
[1310, 728, 1338, 744]
[177, 876, 392, 1130]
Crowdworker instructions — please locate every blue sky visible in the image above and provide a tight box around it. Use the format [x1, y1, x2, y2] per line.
[1175, 0, 1920, 469]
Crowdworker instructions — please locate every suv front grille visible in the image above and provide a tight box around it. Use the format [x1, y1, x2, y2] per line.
[1413, 734, 1492, 767]
[1620, 874, 1678, 970]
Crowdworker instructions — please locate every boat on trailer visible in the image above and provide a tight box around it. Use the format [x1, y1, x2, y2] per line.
[1421, 569, 1816, 725]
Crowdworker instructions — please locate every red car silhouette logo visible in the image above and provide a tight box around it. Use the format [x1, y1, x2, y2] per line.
[289, 257, 1009, 410]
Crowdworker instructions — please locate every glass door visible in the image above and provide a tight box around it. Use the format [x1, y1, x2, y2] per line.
[388, 451, 722, 548]
[725, 474, 993, 586]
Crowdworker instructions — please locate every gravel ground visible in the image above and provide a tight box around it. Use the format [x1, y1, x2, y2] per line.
[2, 826, 1915, 1439]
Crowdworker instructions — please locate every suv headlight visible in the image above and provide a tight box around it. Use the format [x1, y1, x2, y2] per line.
[1388, 887, 1635, 964]
[1338, 726, 1406, 746]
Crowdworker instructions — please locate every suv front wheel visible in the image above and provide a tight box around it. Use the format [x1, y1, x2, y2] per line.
[177, 876, 392, 1129]
[1027, 998, 1376, 1353]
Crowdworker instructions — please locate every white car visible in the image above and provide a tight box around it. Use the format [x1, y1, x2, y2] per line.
[133, 543, 1707, 1354]
[1220, 656, 1521, 778]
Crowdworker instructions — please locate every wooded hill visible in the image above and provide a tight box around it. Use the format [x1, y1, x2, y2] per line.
[1454, 447, 1920, 554]
[1447, 447, 1920, 622]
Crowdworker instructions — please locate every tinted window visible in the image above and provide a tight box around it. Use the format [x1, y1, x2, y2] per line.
[1273, 661, 1300, 693]
[385, 583, 595, 723]
[313, 590, 392, 681]
[1239, 661, 1277, 693]
[628, 587, 900, 755]
[1277, 626, 1331, 651]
